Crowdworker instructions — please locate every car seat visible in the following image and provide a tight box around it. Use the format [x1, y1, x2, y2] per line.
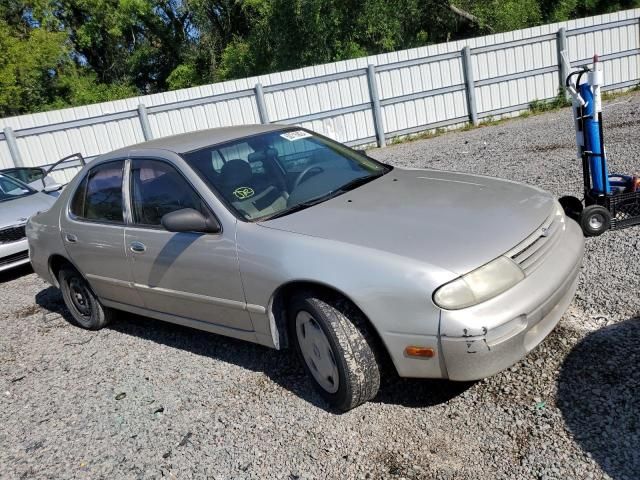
[248, 148, 290, 194]
[219, 159, 286, 219]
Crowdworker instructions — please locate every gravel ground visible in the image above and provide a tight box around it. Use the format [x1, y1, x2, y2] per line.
[1, 92, 639, 480]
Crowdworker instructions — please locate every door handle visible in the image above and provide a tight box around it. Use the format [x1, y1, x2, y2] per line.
[64, 233, 78, 243]
[129, 241, 146, 253]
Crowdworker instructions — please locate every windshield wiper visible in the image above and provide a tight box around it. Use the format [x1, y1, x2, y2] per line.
[334, 172, 385, 193]
[259, 192, 338, 221]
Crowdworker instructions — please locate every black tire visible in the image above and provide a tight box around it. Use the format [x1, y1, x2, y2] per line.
[559, 195, 583, 222]
[58, 267, 112, 330]
[289, 291, 381, 411]
[580, 205, 611, 237]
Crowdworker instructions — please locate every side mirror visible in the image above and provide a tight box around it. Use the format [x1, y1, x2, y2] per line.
[43, 183, 63, 193]
[161, 208, 221, 234]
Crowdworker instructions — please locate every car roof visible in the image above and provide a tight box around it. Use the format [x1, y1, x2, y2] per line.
[109, 124, 288, 157]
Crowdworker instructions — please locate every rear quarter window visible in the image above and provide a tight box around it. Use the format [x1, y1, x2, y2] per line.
[70, 161, 124, 223]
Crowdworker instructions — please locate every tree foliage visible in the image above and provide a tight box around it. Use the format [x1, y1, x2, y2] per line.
[0, 0, 638, 116]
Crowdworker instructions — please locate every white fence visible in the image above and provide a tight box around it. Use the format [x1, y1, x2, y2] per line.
[1, 9, 638, 184]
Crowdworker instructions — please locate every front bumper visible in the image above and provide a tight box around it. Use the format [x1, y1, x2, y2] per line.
[439, 218, 584, 381]
[0, 238, 30, 273]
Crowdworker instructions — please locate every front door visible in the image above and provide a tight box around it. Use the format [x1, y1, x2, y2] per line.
[124, 158, 252, 331]
[60, 159, 142, 307]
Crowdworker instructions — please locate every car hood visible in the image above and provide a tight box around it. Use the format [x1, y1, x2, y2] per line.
[0, 192, 57, 229]
[259, 168, 555, 275]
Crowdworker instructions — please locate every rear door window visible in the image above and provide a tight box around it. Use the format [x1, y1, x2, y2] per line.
[70, 161, 124, 223]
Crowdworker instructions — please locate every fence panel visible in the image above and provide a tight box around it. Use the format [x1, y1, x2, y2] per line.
[0, 141, 13, 169]
[567, 16, 640, 91]
[376, 48, 468, 136]
[147, 93, 261, 139]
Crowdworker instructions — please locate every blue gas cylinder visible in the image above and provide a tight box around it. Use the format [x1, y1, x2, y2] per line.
[579, 83, 611, 194]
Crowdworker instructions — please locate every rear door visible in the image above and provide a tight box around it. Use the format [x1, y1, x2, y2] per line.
[60, 159, 143, 307]
[124, 157, 253, 331]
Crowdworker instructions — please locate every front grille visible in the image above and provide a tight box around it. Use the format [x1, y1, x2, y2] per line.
[0, 250, 29, 267]
[506, 211, 562, 275]
[0, 225, 26, 244]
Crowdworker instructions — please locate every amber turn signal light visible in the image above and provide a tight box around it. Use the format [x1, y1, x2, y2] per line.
[404, 346, 436, 358]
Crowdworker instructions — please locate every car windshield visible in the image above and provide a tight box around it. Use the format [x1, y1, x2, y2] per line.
[0, 174, 35, 202]
[183, 129, 390, 221]
[1, 167, 45, 185]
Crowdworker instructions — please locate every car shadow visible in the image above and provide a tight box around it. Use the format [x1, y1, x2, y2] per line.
[374, 375, 473, 408]
[0, 263, 33, 283]
[35, 286, 468, 412]
[556, 316, 639, 479]
[147, 233, 200, 287]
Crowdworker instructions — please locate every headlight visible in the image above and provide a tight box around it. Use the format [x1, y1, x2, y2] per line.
[433, 256, 525, 310]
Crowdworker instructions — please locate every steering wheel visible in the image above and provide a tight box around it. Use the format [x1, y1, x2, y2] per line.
[293, 165, 324, 191]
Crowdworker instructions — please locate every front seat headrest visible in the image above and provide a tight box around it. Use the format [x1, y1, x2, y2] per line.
[220, 159, 252, 187]
[248, 147, 279, 164]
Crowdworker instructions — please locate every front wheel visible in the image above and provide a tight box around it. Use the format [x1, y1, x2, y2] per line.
[289, 292, 381, 411]
[58, 267, 113, 330]
[580, 205, 611, 237]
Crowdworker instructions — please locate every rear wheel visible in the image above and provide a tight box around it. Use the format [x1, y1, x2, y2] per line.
[289, 292, 381, 411]
[580, 205, 611, 237]
[58, 267, 112, 330]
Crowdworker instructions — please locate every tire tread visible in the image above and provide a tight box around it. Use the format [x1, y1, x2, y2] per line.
[58, 267, 112, 330]
[291, 291, 381, 411]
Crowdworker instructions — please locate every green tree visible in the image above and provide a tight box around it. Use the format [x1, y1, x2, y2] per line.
[31, 0, 194, 92]
[452, 0, 542, 32]
[1, 0, 639, 115]
[212, 0, 456, 79]
[0, 20, 68, 115]
[0, 1, 139, 116]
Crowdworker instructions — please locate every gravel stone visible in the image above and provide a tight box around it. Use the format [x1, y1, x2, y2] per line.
[1, 92, 639, 479]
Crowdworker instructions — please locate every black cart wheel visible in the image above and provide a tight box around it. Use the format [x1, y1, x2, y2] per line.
[559, 195, 583, 222]
[580, 205, 611, 237]
[58, 267, 113, 330]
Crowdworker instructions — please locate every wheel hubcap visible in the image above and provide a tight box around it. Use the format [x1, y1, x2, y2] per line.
[296, 311, 339, 394]
[589, 214, 604, 230]
[68, 278, 92, 317]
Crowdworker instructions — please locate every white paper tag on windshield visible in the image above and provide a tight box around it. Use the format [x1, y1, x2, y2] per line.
[280, 130, 312, 141]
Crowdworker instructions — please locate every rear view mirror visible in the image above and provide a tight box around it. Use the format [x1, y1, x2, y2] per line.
[161, 208, 221, 234]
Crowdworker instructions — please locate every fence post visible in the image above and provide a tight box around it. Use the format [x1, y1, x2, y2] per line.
[461, 46, 478, 126]
[137, 104, 153, 141]
[254, 83, 270, 124]
[367, 64, 386, 147]
[557, 27, 570, 101]
[3, 127, 24, 168]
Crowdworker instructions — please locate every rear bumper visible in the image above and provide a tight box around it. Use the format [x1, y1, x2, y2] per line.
[439, 218, 584, 381]
[0, 238, 30, 273]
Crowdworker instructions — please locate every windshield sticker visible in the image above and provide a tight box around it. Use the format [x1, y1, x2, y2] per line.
[280, 130, 312, 141]
[233, 186, 255, 200]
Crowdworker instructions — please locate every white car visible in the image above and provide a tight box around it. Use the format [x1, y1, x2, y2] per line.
[0, 167, 62, 195]
[0, 173, 57, 272]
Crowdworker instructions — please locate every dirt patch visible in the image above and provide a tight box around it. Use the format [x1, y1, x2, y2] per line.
[526, 143, 570, 153]
[14, 304, 41, 318]
[606, 119, 640, 129]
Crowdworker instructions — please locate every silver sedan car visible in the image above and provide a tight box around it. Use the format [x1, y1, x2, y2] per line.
[27, 125, 584, 410]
